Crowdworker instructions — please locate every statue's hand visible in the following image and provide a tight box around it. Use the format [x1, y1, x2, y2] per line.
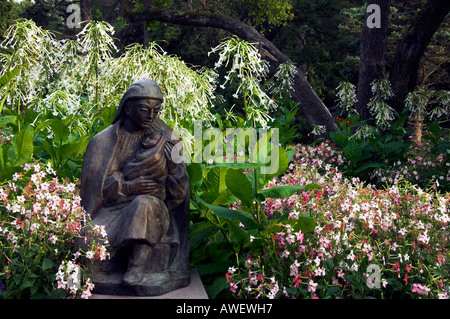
[124, 177, 158, 195]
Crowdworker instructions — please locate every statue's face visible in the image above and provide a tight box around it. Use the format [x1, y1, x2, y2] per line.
[126, 98, 162, 130]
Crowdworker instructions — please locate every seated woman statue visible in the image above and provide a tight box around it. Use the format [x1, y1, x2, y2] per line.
[80, 79, 190, 295]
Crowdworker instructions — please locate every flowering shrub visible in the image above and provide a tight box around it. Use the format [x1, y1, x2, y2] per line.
[371, 150, 449, 190]
[226, 142, 449, 299]
[370, 128, 450, 192]
[0, 161, 109, 299]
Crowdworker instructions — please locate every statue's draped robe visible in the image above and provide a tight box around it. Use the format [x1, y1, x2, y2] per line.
[80, 118, 190, 275]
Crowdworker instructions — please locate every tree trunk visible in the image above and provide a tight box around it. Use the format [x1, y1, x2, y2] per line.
[389, 0, 450, 115]
[121, 4, 338, 134]
[355, 0, 391, 121]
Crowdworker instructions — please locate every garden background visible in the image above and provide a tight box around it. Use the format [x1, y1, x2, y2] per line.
[0, 0, 449, 299]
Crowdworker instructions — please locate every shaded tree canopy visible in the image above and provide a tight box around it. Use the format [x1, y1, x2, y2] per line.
[5, 0, 450, 134]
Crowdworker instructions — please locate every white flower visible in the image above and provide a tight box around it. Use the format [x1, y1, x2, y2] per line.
[85, 251, 94, 260]
[48, 234, 58, 244]
[346, 250, 355, 261]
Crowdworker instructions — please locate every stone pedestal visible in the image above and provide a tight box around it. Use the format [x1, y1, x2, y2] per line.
[92, 269, 208, 299]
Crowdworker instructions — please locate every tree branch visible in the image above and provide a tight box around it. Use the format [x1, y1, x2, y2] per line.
[389, 0, 450, 114]
[126, 8, 289, 63]
[121, 3, 338, 133]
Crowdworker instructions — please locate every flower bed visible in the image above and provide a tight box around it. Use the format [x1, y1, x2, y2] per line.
[227, 142, 449, 299]
[0, 162, 109, 299]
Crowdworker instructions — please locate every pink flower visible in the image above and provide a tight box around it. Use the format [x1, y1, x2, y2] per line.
[296, 231, 304, 243]
[290, 260, 300, 276]
[307, 280, 318, 293]
[412, 283, 430, 296]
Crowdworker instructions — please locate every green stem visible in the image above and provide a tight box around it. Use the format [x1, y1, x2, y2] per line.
[254, 168, 260, 224]
[213, 215, 237, 256]
[243, 90, 248, 122]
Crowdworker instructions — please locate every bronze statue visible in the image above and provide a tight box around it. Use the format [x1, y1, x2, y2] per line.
[80, 79, 190, 296]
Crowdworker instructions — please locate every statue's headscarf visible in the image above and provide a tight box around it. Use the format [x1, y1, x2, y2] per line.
[112, 79, 164, 124]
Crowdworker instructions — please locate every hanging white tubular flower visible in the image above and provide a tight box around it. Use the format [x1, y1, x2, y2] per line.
[368, 79, 395, 129]
[310, 125, 326, 136]
[405, 89, 430, 120]
[273, 62, 297, 96]
[350, 124, 376, 140]
[209, 36, 269, 80]
[209, 36, 278, 127]
[336, 82, 358, 115]
[429, 90, 450, 120]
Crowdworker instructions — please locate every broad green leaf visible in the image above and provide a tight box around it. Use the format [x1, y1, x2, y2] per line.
[196, 261, 230, 278]
[225, 169, 253, 206]
[260, 147, 289, 181]
[59, 135, 89, 162]
[23, 108, 40, 126]
[353, 162, 386, 174]
[212, 191, 238, 206]
[0, 68, 19, 89]
[207, 276, 229, 299]
[0, 115, 17, 126]
[206, 166, 229, 193]
[189, 224, 220, 249]
[197, 196, 260, 230]
[187, 163, 203, 185]
[42, 258, 54, 270]
[41, 139, 56, 162]
[20, 279, 36, 290]
[259, 184, 321, 200]
[286, 149, 296, 162]
[100, 105, 117, 125]
[226, 219, 250, 248]
[12, 127, 34, 164]
[50, 119, 70, 144]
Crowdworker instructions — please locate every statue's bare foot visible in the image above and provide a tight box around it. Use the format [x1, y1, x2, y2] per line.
[122, 243, 151, 286]
[122, 266, 144, 286]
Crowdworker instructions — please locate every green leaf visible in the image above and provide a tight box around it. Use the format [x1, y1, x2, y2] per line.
[0, 68, 19, 89]
[42, 258, 54, 271]
[59, 135, 88, 161]
[197, 195, 260, 230]
[50, 119, 70, 145]
[226, 219, 250, 248]
[286, 149, 296, 162]
[11, 127, 34, 165]
[353, 162, 386, 174]
[0, 115, 17, 126]
[225, 169, 253, 206]
[207, 276, 229, 299]
[429, 123, 441, 139]
[260, 146, 289, 181]
[291, 217, 317, 233]
[212, 191, 238, 206]
[187, 163, 203, 185]
[259, 184, 322, 200]
[20, 279, 36, 290]
[206, 166, 229, 193]
[189, 224, 220, 249]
